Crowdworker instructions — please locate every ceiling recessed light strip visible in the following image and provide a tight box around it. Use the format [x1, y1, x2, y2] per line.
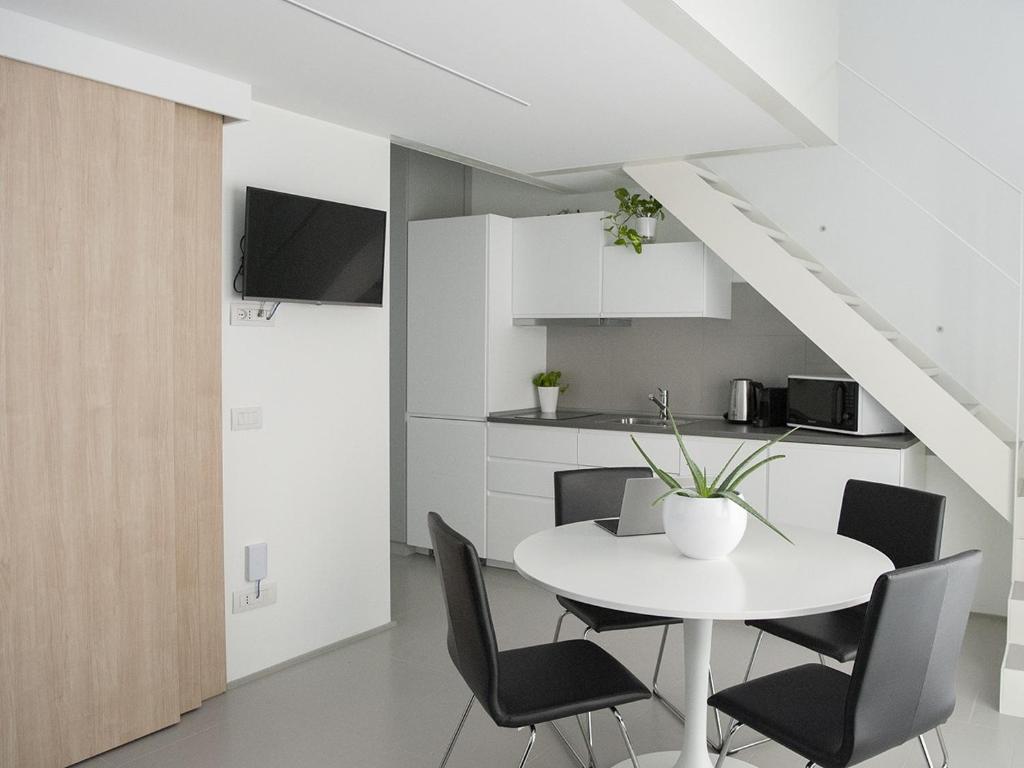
[277, 0, 530, 107]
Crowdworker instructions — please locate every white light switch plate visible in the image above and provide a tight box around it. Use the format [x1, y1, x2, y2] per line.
[232, 581, 277, 614]
[230, 302, 275, 326]
[231, 407, 262, 431]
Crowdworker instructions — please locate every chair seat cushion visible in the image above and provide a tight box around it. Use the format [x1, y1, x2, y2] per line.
[709, 664, 850, 768]
[558, 595, 684, 633]
[493, 639, 651, 728]
[746, 605, 867, 663]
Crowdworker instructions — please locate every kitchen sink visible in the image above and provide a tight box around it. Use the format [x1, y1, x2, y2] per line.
[603, 416, 694, 428]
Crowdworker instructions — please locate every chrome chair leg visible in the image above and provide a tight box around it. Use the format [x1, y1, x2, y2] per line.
[708, 667, 724, 749]
[935, 725, 950, 768]
[715, 720, 740, 768]
[918, 733, 936, 768]
[553, 610, 570, 642]
[518, 725, 538, 768]
[610, 707, 641, 768]
[743, 630, 764, 683]
[549, 721, 594, 768]
[818, 652, 827, 666]
[438, 696, 474, 768]
[576, 715, 598, 768]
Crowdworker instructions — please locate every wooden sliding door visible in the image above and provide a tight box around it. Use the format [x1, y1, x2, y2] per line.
[0, 58, 225, 767]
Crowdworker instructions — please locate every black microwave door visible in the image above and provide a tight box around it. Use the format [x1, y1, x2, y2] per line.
[789, 379, 853, 430]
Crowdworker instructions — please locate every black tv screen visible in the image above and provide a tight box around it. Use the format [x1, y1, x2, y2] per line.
[242, 187, 386, 306]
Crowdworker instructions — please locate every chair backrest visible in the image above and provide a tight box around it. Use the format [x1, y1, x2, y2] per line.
[428, 511, 500, 716]
[553, 466, 654, 526]
[842, 550, 981, 766]
[837, 480, 945, 569]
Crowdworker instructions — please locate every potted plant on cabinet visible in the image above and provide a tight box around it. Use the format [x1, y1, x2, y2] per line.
[603, 187, 666, 254]
[532, 370, 568, 414]
[632, 411, 797, 559]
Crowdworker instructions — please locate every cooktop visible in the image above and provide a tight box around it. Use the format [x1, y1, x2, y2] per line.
[506, 411, 598, 421]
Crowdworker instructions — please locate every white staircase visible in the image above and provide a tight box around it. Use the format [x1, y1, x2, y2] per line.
[625, 159, 1015, 521]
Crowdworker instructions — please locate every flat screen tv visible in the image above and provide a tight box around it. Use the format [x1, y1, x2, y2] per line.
[242, 186, 386, 306]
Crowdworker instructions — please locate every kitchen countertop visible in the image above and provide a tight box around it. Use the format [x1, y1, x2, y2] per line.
[487, 408, 921, 450]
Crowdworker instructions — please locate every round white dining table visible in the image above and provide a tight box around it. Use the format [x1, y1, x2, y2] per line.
[513, 520, 894, 768]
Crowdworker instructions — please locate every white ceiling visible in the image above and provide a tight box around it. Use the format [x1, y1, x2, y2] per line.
[0, 0, 796, 182]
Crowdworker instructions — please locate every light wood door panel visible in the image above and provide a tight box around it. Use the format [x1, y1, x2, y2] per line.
[0, 58, 225, 767]
[172, 103, 227, 711]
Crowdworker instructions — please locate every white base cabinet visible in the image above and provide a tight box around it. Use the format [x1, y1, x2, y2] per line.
[767, 441, 927, 532]
[407, 417, 487, 553]
[484, 423, 925, 566]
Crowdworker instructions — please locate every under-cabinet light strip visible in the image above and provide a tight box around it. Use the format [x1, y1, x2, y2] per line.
[277, 0, 531, 107]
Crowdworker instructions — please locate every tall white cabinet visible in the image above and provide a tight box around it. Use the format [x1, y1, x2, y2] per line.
[406, 215, 546, 554]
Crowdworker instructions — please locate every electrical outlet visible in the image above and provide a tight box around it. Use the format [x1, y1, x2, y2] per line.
[231, 407, 262, 431]
[230, 301, 276, 327]
[232, 581, 277, 614]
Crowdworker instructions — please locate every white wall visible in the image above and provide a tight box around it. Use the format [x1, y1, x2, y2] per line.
[840, 0, 1024, 191]
[223, 103, 391, 681]
[673, 0, 839, 140]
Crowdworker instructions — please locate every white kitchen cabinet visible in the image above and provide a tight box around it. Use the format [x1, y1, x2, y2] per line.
[682, 436, 769, 516]
[408, 215, 545, 418]
[407, 417, 487, 553]
[767, 441, 926, 532]
[485, 422, 579, 565]
[577, 429, 681, 474]
[512, 212, 608, 319]
[487, 493, 555, 564]
[601, 242, 732, 319]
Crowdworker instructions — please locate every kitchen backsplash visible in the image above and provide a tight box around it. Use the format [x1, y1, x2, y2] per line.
[549, 283, 844, 416]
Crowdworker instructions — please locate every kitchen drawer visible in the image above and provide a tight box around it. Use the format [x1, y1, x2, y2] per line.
[487, 458, 576, 498]
[487, 492, 555, 564]
[488, 422, 579, 464]
[577, 429, 681, 473]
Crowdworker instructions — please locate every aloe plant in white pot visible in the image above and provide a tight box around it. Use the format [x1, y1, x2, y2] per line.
[631, 412, 797, 559]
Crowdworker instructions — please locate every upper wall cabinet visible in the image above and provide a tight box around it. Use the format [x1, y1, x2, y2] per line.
[511, 212, 732, 320]
[602, 242, 732, 319]
[512, 211, 608, 319]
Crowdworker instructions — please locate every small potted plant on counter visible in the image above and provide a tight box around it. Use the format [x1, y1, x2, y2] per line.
[632, 411, 798, 559]
[532, 370, 568, 414]
[603, 187, 666, 254]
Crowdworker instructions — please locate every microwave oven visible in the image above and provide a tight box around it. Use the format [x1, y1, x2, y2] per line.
[786, 376, 904, 435]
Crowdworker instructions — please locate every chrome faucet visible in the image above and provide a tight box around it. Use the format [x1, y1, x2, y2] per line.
[648, 387, 670, 420]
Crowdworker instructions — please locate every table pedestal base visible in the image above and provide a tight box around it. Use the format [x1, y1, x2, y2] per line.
[610, 752, 755, 768]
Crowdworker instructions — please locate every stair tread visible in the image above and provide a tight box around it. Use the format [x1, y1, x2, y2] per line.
[693, 166, 722, 184]
[835, 293, 863, 306]
[717, 191, 753, 211]
[755, 223, 788, 241]
[793, 257, 824, 273]
[921, 367, 940, 376]
[879, 330, 899, 340]
[1007, 644, 1024, 671]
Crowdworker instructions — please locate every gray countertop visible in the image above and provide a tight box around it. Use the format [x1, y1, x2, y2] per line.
[487, 408, 920, 450]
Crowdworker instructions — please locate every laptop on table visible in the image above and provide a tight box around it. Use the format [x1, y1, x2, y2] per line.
[594, 477, 667, 536]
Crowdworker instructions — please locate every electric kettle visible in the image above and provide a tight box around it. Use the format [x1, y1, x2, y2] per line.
[725, 378, 763, 424]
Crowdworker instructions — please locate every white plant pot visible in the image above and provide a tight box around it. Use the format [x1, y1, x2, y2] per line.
[635, 216, 657, 242]
[537, 386, 560, 414]
[662, 493, 747, 559]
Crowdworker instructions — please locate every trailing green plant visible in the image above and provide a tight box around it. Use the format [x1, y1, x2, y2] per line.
[602, 187, 666, 254]
[532, 370, 568, 393]
[630, 410, 798, 543]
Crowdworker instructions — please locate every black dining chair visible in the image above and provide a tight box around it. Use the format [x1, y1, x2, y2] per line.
[730, 480, 946, 761]
[428, 511, 650, 768]
[711, 549, 981, 768]
[550, 467, 723, 760]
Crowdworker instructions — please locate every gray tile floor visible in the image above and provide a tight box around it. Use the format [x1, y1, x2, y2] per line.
[78, 552, 1024, 768]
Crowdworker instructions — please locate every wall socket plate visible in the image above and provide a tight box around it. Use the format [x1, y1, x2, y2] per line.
[230, 302, 276, 326]
[231, 407, 263, 431]
[232, 581, 277, 614]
